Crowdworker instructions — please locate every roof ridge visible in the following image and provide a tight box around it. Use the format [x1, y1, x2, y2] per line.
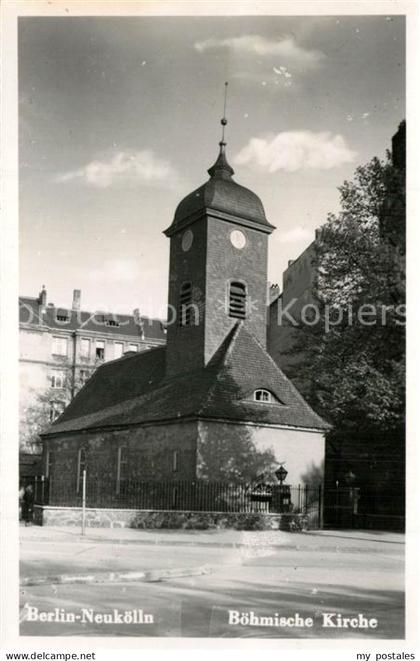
[198, 323, 242, 413]
[99, 344, 165, 368]
[206, 322, 242, 368]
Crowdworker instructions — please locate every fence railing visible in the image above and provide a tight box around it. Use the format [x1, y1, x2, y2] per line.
[34, 475, 322, 517]
[30, 476, 405, 531]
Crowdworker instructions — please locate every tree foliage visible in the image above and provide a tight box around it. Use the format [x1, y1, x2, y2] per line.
[288, 152, 405, 438]
[301, 461, 324, 487]
[19, 366, 93, 453]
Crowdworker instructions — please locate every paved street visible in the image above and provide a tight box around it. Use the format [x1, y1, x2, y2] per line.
[20, 526, 404, 638]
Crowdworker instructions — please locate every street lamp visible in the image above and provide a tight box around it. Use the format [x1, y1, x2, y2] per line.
[344, 470, 356, 485]
[275, 464, 288, 485]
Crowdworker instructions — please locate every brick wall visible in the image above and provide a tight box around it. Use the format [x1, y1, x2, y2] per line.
[205, 216, 268, 360]
[166, 217, 207, 376]
[267, 241, 317, 387]
[44, 421, 199, 501]
[166, 214, 269, 377]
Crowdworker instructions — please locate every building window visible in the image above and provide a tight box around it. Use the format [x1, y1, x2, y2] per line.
[49, 401, 63, 421]
[254, 389, 273, 403]
[172, 450, 179, 473]
[52, 336, 68, 356]
[50, 371, 66, 389]
[56, 310, 70, 323]
[79, 369, 90, 386]
[114, 342, 124, 359]
[95, 340, 105, 360]
[128, 344, 138, 352]
[45, 449, 53, 478]
[77, 448, 87, 494]
[178, 282, 195, 327]
[229, 281, 247, 319]
[80, 338, 90, 358]
[116, 445, 128, 495]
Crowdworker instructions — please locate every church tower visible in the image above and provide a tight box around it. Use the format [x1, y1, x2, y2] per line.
[44, 86, 328, 499]
[164, 93, 275, 377]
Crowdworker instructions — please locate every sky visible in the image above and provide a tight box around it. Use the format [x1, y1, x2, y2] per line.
[19, 15, 405, 318]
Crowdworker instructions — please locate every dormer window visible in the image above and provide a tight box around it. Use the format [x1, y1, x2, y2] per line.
[56, 309, 70, 323]
[254, 389, 274, 403]
[229, 281, 247, 319]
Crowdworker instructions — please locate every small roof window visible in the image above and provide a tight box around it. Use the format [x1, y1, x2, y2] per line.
[56, 309, 70, 323]
[253, 389, 279, 404]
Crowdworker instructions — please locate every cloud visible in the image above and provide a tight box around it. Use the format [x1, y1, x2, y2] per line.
[88, 259, 140, 284]
[234, 131, 357, 173]
[233, 69, 294, 91]
[273, 65, 292, 78]
[54, 149, 177, 188]
[194, 35, 324, 69]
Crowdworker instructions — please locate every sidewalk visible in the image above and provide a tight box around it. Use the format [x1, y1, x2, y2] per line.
[20, 523, 404, 552]
[20, 524, 404, 590]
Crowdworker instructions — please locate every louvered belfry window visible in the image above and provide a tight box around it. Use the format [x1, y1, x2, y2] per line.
[179, 282, 193, 326]
[229, 281, 247, 319]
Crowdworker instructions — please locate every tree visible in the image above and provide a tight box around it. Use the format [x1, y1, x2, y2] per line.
[301, 461, 324, 487]
[288, 151, 405, 440]
[19, 365, 94, 453]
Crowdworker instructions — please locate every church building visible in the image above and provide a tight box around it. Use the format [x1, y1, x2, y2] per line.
[42, 120, 329, 496]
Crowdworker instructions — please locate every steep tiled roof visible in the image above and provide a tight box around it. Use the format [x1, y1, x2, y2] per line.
[172, 177, 270, 228]
[45, 323, 330, 436]
[165, 144, 275, 235]
[19, 297, 166, 342]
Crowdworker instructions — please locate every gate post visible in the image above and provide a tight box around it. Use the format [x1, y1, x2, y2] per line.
[81, 469, 87, 536]
[318, 484, 324, 529]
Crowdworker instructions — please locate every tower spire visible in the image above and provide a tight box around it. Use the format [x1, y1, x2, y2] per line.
[220, 81, 228, 145]
[208, 81, 234, 180]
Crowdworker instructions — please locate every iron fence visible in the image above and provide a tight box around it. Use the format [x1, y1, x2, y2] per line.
[34, 475, 322, 518]
[323, 486, 405, 531]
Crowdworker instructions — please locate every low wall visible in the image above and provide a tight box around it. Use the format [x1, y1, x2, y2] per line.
[34, 506, 305, 531]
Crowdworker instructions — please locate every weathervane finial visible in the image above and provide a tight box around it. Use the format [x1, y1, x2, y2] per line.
[208, 81, 234, 179]
[220, 81, 228, 145]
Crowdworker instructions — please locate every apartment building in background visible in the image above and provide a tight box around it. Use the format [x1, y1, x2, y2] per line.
[19, 287, 166, 429]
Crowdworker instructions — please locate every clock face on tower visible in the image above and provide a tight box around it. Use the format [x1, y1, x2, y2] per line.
[181, 229, 193, 252]
[230, 229, 246, 250]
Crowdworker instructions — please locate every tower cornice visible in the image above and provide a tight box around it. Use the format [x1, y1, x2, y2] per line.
[164, 207, 276, 237]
